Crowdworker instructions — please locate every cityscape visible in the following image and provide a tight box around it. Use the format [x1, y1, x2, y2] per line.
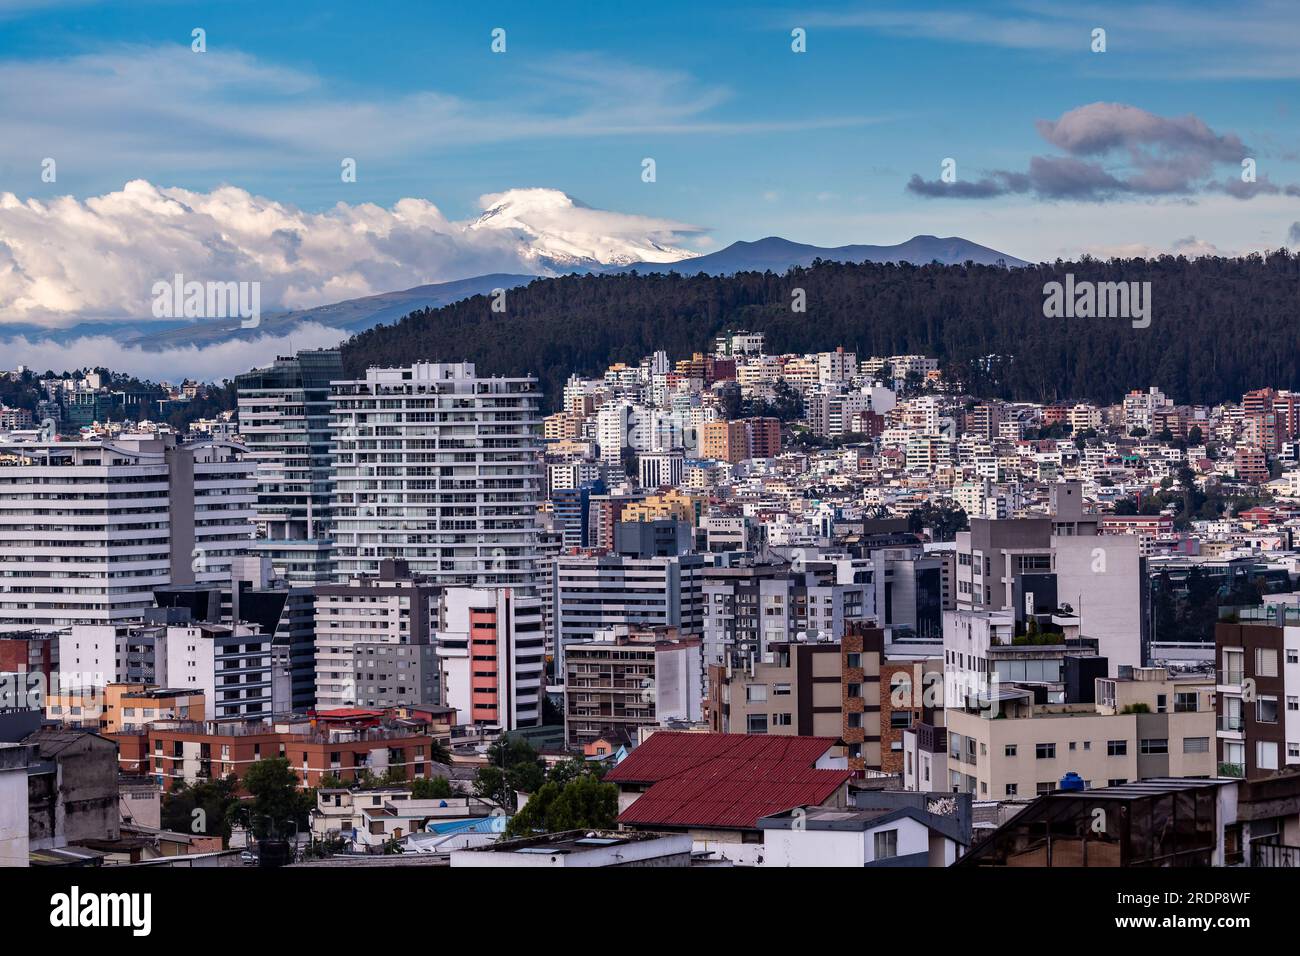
[2, 0, 1297, 933]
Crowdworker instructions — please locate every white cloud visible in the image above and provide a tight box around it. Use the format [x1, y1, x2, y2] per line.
[0, 181, 704, 326]
[0, 322, 349, 381]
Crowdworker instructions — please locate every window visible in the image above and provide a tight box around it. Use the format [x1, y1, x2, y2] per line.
[1004, 744, 1018, 757]
[1288, 649, 1299, 665]
[1035, 743, 1055, 759]
[1107, 740, 1127, 756]
[872, 829, 898, 860]
[1005, 783, 1018, 796]
[1259, 697, 1279, 724]
[1174, 692, 1199, 713]
[847, 682, 862, 698]
[1139, 738, 1168, 755]
[773, 713, 792, 727]
[1156, 694, 1168, 714]
[1183, 737, 1210, 754]
[746, 714, 768, 734]
[890, 712, 913, 729]
[1258, 741, 1280, 771]
[1289, 697, 1299, 712]
[773, 683, 791, 696]
[745, 684, 767, 703]
[1036, 782, 1054, 795]
[1256, 648, 1279, 678]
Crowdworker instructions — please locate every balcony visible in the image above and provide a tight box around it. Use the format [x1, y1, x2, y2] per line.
[1217, 714, 1244, 733]
[1251, 841, 1300, 867]
[1217, 762, 1245, 778]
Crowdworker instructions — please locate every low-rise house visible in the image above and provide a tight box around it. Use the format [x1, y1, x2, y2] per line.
[606, 731, 852, 865]
[310, 787, 501, 853]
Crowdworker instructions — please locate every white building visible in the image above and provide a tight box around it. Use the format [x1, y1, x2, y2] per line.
[638, 449, 684, 490]
[330, 363, 542, 589]
[0, 436, 255, 628]
[164, 622, 272, 722]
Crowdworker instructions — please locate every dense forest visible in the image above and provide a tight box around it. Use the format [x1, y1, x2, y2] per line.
[339, 252, 1300, 411]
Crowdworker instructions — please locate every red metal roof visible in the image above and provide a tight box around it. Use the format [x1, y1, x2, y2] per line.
[608, 732, 851, 830]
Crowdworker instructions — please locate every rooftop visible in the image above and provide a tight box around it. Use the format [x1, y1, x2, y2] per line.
[607, 731, 851, 830]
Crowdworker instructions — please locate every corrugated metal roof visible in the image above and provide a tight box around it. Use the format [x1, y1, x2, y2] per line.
[605, 732, 840, 783]
[609, 732, 851, 830]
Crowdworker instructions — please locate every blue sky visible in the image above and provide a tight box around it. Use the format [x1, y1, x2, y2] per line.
[1, 0, 1299, 262]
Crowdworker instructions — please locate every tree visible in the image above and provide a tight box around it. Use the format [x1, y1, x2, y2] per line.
[547, 758, 607, 785]
[908, 503, 968, 542]
[411, 776, 454, 799]
[341, 253, 1300, 415]
[504, 775, 618, 838]
[1188, 424, 1204, 446]
[242, 758, 312, 838]
[473, 737, 545, 810]
[161, 775, 241, 843]
[427, 738, 452, 767]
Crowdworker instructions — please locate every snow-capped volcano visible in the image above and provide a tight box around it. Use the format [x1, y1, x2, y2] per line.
[470, 187, 700, 269]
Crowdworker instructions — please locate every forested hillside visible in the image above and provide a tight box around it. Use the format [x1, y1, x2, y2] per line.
[340, 252, 1300, 411]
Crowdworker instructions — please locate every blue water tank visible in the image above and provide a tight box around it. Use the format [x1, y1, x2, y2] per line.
[1059, 771, 1085, 792]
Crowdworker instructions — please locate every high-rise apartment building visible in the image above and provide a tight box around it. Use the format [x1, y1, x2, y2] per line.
[236, 349, 345, 586]
[0, 436, 255, 628]
[330, 363, 543, 588]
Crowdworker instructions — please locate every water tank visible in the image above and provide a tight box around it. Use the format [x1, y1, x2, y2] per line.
[1059, 771, 1085, 792]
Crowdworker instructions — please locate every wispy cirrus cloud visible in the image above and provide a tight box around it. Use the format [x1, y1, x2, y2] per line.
[906, 102, 1300, 201]
[800, 1, 1300, 79]
[0, 44, 879, 186]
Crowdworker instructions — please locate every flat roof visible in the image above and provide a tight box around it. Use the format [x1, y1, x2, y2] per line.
[1050, 777, 1231, 801]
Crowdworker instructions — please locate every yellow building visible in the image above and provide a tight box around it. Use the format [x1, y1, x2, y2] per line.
[620, 490, 707, 526]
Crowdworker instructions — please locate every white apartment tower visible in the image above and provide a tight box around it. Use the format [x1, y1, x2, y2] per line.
[330, 363, 543, 588]
[0, 436, 255, 628]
